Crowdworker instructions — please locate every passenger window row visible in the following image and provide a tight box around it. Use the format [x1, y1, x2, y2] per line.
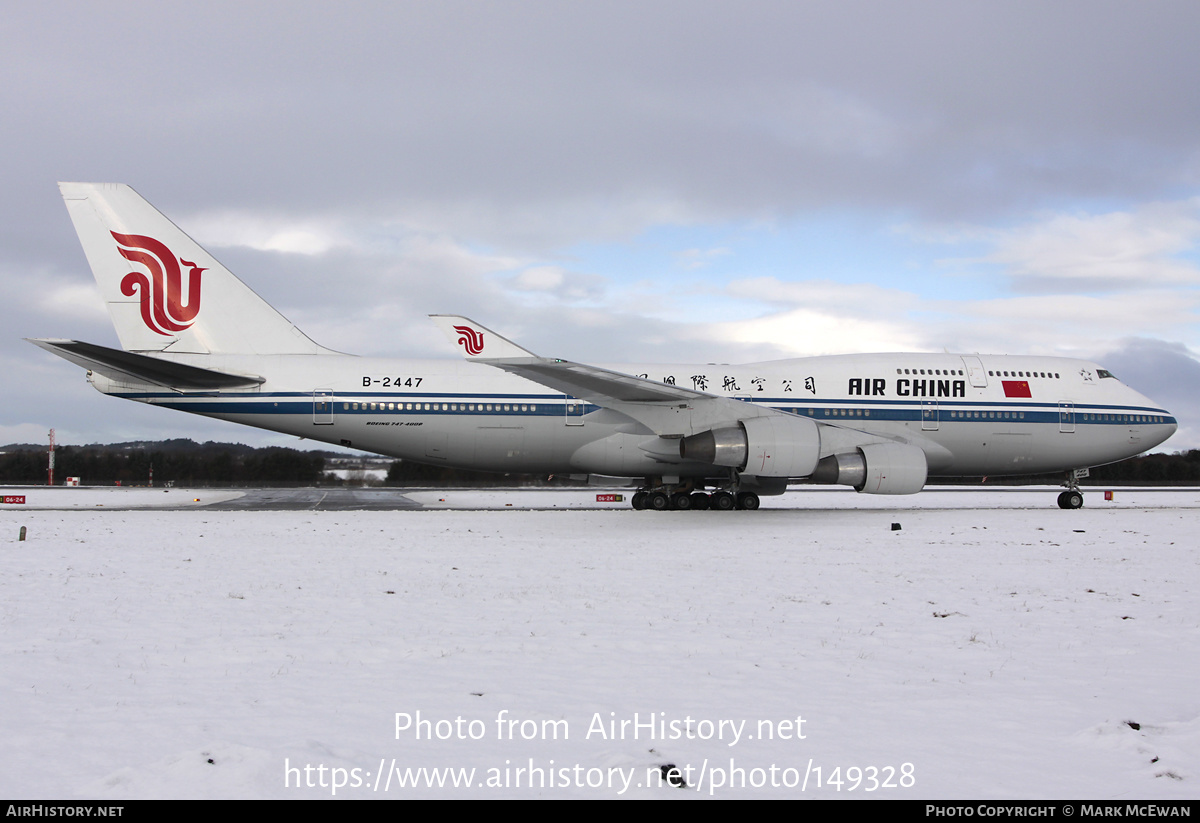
[343, 402, 539, 412]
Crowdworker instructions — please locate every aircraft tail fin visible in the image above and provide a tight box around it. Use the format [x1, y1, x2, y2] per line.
[58, 182, 330, 355]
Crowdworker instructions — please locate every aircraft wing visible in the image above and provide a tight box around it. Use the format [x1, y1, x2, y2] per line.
[484, 357, 710, 403]
[430, 316, 711, 404]
[28, 339, 264, 391]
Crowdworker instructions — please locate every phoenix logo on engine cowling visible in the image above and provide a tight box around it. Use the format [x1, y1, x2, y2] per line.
[112, 231, 206, 336]
[453, 325, 485, 356]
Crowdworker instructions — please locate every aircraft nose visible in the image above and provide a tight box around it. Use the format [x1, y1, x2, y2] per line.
[1150, 405, 1178, 450]
[1126, 383, 1178, 449]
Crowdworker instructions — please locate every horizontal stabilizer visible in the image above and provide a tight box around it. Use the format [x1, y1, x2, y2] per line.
[28, 339, 264, 390]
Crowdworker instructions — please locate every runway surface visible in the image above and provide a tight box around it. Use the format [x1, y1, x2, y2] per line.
[2, 484, 1199, 511]
[204, 487, 424, 510]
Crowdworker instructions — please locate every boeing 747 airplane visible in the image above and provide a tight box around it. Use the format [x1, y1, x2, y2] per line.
[30, 183, 1178, 510]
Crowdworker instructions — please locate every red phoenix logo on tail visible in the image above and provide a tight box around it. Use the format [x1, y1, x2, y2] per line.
[452, 325, 485, 356]
[112, 231, 206, 336]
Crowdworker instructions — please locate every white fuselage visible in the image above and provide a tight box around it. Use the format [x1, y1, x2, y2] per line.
[88, 350, 1177, 480]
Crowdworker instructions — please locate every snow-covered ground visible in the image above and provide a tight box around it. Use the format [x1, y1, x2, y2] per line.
[2, 488, 1198, 798]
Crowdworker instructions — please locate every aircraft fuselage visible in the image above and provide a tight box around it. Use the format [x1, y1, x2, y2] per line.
[87, 349, 1175, 480]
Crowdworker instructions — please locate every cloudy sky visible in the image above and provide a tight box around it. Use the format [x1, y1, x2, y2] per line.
[4, 1, 1199, 452]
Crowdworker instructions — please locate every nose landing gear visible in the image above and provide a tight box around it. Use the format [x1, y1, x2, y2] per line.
[1057, 469, 1088, 509]
[1057, 490, 1084, 509]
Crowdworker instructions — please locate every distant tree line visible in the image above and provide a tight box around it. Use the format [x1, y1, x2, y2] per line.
[0, 439, 326, 486]
[934, 449, 1200, 486]
[384, 450, 1200, 487]
[1082, 449, 1200, 485]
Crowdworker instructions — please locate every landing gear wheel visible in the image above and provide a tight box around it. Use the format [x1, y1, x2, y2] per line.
[631, 491, 647, 510]
[690, 492, 711, 511]
[710, 491, 735, 511]
[648, 491, 671, 511]
[1057, 490, 1083, 509]
[735, 491, 760, 510]
[670, 492, 693, 510]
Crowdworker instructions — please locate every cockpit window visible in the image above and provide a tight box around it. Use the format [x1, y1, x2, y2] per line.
[1097, 369, 1116, 379]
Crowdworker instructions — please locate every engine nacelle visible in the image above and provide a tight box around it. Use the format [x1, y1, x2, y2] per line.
[811, 442, 928, 495]
[679, 415, 821, 478]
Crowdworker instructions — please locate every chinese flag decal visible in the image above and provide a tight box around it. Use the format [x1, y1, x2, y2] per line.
[1002, 380, 1032, 398]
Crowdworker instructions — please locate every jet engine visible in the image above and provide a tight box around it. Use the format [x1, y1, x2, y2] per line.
[810, 442, 927, 494]
[679, 415, 821, 478]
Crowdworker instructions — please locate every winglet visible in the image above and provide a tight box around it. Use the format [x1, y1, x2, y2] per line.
[429, 315, 537, 360]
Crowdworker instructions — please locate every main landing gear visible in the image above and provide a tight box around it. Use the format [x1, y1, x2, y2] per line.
[630, 482, 760, 512]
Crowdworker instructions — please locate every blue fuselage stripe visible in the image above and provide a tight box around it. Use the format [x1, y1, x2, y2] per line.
[113, 391, 1175, 426]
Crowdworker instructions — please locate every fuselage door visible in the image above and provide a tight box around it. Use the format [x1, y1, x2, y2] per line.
[313, 389, 334, 425]
[921, 399, 939, 431]
[961, 356, 988, 388]
[564, 395, 585, 426]
[1058, 402, 1075, 433]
